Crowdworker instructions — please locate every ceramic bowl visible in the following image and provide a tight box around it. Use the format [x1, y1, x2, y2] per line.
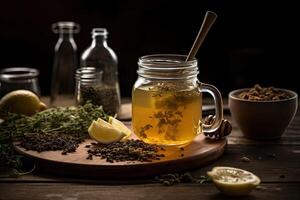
[228, 88, 298, 140]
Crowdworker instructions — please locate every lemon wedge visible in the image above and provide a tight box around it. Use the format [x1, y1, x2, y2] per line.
[108, 116, 132, 139]
[88, 119, 126, 144]
[89, 117, 132, 144]
[207, 166, 261, 196]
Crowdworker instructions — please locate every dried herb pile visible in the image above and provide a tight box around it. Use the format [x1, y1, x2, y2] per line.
[86, 139, 165, 163]
[238, 84, 292, 101]
[0, 102, 108, 169]
[155, 172, 208, 186]
[19, 133, 84, 155]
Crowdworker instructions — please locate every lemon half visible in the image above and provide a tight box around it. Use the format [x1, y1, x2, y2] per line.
[88, 117, 132, 144]
[207, 166, 261, 196]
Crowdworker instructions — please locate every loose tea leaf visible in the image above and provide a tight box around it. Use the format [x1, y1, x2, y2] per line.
[86, 139, 165, 163]
[155, 172, 208, 186]
[19, 132, 84, 155]
[139, 124, 153, 139]
[79, 84, 120, 116]
[238, 84, 292, 101]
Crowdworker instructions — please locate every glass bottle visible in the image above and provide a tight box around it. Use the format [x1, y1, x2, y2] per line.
[50, 21, 80, 107]
[0, 67, 40, 98]
[80, 28, 121, 116]
[132, 54, 223, 146]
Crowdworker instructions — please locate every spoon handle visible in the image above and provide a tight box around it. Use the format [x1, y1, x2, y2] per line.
[186, 11, 218, 61]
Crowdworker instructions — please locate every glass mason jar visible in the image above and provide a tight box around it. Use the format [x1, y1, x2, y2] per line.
[0, 67, 40, 98]
[132, 54, 223, 146]
[80, 28, 121, 115]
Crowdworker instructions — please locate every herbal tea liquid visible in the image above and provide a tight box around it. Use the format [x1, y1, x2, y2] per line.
[132, 84, 202, 146]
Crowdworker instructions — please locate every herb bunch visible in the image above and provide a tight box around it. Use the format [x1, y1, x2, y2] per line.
[0, 102, 108, 169]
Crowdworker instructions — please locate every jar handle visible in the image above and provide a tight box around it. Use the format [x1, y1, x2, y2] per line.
[198, 81, 223, 133]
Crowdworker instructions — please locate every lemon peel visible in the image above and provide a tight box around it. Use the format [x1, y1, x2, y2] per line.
[207, 166, 261, 196]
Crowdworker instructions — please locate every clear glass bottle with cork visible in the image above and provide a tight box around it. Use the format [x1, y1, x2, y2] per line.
[80, 28, 121, 116]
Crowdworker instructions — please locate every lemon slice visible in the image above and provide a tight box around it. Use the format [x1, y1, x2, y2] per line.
[207, 166, 261, 196]
[108, 116, 132, 139]
[88, 119, 126, 144]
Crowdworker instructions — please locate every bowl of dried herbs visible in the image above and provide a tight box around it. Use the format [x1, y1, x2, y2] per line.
[229, 84, 298, 140]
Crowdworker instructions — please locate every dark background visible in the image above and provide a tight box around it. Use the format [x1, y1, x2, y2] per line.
[0, 0, 286, 98]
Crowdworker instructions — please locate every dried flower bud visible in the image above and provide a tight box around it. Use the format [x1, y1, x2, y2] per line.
[203, 115, 232, 140]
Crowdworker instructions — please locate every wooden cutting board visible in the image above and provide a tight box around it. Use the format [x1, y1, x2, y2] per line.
[14, 134, 226, 179]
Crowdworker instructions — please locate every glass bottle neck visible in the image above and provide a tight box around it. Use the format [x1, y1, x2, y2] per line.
[92, 35, 107, 47]
[59, 32, 74, 40]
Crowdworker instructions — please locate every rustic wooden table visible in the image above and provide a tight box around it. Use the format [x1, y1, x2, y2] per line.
[1, 100, 299, 200]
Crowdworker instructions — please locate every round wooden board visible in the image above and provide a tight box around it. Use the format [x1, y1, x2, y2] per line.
[15, 134, 226, 179]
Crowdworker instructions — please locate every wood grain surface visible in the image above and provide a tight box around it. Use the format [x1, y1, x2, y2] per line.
[0, 183, 299, 200]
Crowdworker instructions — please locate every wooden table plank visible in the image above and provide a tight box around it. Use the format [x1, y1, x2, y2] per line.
[0, 183, 299, 200]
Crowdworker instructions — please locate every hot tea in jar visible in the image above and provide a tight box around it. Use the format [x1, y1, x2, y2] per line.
[132, 54, 223, 146]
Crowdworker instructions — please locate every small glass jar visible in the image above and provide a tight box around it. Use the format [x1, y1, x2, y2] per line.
[0, 67, 40, 98]
[75, 67, 102, 105]
[132, 54, 223, 146]
[75, 67, 120, 116]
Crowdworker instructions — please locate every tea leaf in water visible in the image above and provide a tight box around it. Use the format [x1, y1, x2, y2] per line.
[139, 124, 153, 139]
